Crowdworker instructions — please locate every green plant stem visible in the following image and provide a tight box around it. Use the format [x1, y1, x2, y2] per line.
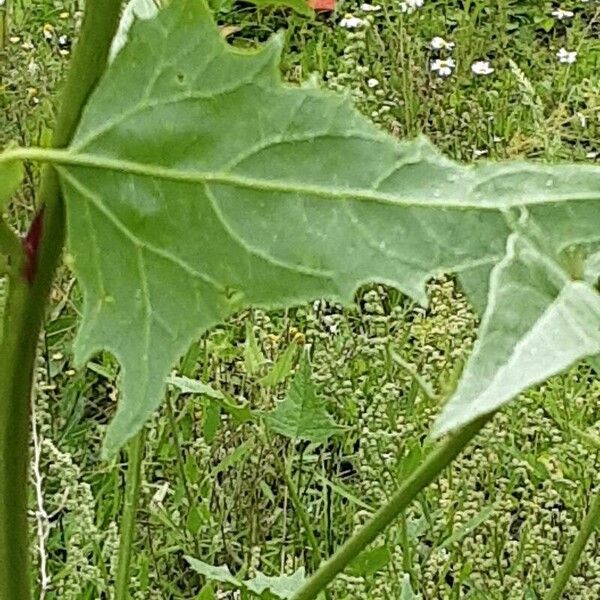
[291, 415, 492, 600]
[115, 429, 146, 600]
[165, 393, 202, 557]
[279, 453, 321, 567]
[545, 486, 600, 600]
[0, 0, 6, 51]
[0, 3, 122, 599]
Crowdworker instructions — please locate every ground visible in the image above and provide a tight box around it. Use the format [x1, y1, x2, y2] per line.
[1, 0, 599, 598]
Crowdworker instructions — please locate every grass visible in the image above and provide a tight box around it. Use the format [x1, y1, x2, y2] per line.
[1, 0, 599, 598]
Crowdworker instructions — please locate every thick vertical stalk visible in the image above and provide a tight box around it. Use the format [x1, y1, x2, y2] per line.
[115, 430, 146, 600]
[0, 0, 6, 51]
[0, 3, 123, 599]
[545, 487, 600, 600]
[291, 415, 491, 600]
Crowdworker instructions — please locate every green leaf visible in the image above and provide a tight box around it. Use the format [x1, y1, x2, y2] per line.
[184, 556, 240, 587]
[435, 234, 600, 435]
[55, 0, 600, 454]
[250, 0, 313, 16]
[400, 574, 419, 600]
[347, 544, 391, 577]
[201, 400, 221, 443]
[197, 583, 216, 600]
[244, 321, 266, 376]
[110, 0, 163, 63]
[264, 354, 342, 443]
[0, 158, 23, 212]
[168, 372, 252, 423]
[184, 560, 305, 599]
[261, 341, 299, 388]
[219, 393, 253, 424]
[584, 250, 600, 286]
[245, 568, 305, 598]
[437, 504, 496, 550]
[167, 373, 223, 398]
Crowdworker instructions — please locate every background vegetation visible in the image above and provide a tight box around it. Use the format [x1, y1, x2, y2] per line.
[1, 0, 599, 597]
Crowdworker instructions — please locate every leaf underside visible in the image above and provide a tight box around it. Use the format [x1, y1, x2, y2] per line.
[436, 234, 600, 435]
[55, 0, 600, 454]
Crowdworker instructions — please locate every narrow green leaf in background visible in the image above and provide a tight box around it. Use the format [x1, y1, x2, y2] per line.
[185, 556, 306, 599]
[347, 544, 391, 577]
[400, 574, 420, 600]
[167, 373, 223, 399]
[0, 157, 23, 211]
[245, 568, 306, 598]
[264, 354, 342, 444]
[244, 321, 266, 376]
[184, 556, 240, 587]
[261, 341, 299, 388]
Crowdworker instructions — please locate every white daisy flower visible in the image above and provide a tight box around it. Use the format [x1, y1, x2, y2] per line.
[557, 47, 577, 64]
[360, 3, 382, 11]
[367, 78, 380, 88]
[339, 14, 365, 28]
[471, 60, 494, 75]
[430, 57, 455, 77]
[430, 36, 455, 50]
[552, 8, 574, 19]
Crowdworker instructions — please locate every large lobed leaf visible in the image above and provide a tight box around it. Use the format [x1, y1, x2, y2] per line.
[436, 234, 600, 435]
[51, 0, 600, 453]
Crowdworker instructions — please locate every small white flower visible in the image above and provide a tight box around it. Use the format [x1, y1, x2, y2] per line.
[400, 0, 424, 14]
[586, 151, 598, 159]
[429, 36, 455, 50]
[552, 8, 574, 19]
[339, 14, 364, 28]
[0, 0, 5, 7]
[473, 148, 489, 158]
[360, 3, 381, 11]
[367, 78, 380, 88]
[430, 57, 455, 77]
[557, 47, 577, 64]
[577, 113, 587, 127]
[27, 60, 40, 76]
[471, 60, 494, 75]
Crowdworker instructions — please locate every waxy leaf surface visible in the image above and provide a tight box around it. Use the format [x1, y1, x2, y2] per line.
[436, 234, 600, 435]
[57, 0, 600, 453]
